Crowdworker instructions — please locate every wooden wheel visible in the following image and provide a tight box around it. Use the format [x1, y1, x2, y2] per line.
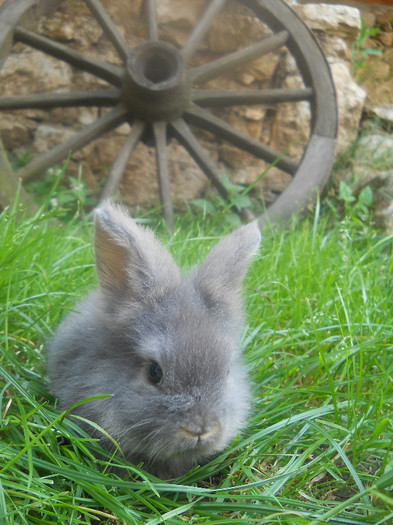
[0, 0, 337, 228]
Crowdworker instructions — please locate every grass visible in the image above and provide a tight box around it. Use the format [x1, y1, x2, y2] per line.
[1, 191, 393, 524]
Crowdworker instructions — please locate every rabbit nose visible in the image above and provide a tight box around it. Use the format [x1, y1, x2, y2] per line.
[180, 420, 220, 442]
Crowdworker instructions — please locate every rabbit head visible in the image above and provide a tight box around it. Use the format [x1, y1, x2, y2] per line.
[48, 201, 260, 479]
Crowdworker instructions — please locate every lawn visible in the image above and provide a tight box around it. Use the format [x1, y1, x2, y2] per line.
[1, 187, 393, 523]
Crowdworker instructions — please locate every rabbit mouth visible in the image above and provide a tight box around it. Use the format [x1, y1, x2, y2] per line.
[177, 424, 222, 451]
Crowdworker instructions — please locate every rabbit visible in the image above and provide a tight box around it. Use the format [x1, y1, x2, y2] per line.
[47, 201, 261, 479]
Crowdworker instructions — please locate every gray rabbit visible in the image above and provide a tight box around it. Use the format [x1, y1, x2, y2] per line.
[47, 201, 260, 479]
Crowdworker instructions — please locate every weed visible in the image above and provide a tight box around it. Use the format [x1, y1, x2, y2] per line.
[191, 172, 254, 228]
[339, 180, 373, 220]
[351, 19, 382, 81]
[0, 193, 392, 523]
[25, 163, 95, 221]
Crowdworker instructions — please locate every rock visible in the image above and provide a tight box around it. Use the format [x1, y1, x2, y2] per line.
[0, 115, 34, 151]
[318, 34, 350, 60]
[362, 11, 377, 29]
[208, 11, 266, 53]
[329, 60, 367, 153]
[48, 107, 92, 127]
[118, 143, 159, 207]
[378, 201, 393, 233]
[166, 142, 208, 205]
[117, 140, 208, 209]
[0, 0, 376, 213]
[365, 61, 390, 81]
[356, 134, 393, 167]
[157, 0, 205, 28]
[376, 10, 393, 32]
[157, 0, 206, 48]
[228, 162, 266, 186]
[286, 3, 366, 160]
[219, 107, 263, 169]
[244, 107, 266, 121]
[291, 2, 361, 38]
[260, 167, 292, 203]
[249, 52, 283, 84]
[221, 143, 255, 170]
[0, 49, 73, 96]
[33, 124, 75, 154]
[384, 48, 393, 67]
[78, 108, 99, 127]
[102, 0, 143, 19]
[376, 31, 393, 48]
[370, 105, 393, 123]
[268, 56, 311, 161]
[238, 72, 256, 85]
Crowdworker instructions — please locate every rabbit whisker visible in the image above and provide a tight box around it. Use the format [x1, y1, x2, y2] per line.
[114, 418, 157, 440]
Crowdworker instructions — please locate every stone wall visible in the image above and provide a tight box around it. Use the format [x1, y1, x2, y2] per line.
[0, 0, 383, 211]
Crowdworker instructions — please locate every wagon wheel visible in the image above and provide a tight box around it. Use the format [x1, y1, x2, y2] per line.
[0, 0, 337, 229]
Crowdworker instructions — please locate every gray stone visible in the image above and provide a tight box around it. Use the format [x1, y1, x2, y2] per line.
[371, 105, 393, 124]
[290, 2, 361, 38]
[356, 134, 393, 166]
[330, 60, 367, 153]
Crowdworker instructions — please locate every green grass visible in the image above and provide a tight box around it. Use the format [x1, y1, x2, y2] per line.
[1, 194, 393, 524]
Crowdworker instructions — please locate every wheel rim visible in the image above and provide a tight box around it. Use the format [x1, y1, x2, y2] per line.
[0, 0, 337, 228]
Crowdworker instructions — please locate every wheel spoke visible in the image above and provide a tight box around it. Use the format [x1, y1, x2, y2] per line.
[192, 87, 313, 107]
[188, 30, 289, 84]
[146, 0, 159, 42]
[17, 105, 128, 182]
[0, 0, 338, 227]
[84, 0, 131, 62]
[182, 0, 227, 62]
[0, 89, 121, 110]
[184, 105, 299, 174]
[153, 122, 174, 229]
[169, 118, 230, 200]
[14, 26, 123, 86]
[100, 120, 145, 201]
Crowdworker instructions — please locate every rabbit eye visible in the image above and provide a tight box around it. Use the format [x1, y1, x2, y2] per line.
[148, 361, 163, 386]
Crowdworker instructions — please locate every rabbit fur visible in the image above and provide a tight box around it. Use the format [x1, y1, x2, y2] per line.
[47, 201, 261, 479]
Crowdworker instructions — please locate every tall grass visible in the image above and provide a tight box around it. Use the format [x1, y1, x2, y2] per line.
[1, 196, 392, 524]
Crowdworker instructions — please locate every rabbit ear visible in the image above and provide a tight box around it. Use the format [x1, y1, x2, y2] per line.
[194, 221, 261, 298]
[94, 201, 181, 297]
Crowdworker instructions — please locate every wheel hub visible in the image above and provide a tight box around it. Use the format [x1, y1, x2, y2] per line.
[0, 0, 338, 229]
[122, 41, 190, 122]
